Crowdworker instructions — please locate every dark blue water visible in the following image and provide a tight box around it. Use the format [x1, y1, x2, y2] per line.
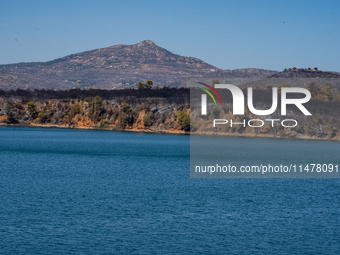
[0, 127, 339, 254]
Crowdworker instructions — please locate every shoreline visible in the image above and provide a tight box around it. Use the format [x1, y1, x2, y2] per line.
[1, 123, 339, 142]
[0, 123, 188, 135]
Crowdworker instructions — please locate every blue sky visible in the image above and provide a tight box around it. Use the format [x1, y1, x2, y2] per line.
[0, 0, 339, 72]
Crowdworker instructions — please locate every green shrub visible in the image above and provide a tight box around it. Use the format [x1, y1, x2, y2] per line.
[110, 108, 120, 123]
[143, 112, 154, 127]
[37, 112, 52, 123]
[138, 103, 150, 112]
[94, 96, 103, 113]
[37, 112, 45, 119]
[118, 112, 128, 128]
[100, 119, 109, 128]
[265, 84, 273, 91]
[68, 104, 82, 119]
[122, 103, 132, 113]
[177, 110, 190, 131]
[4, 105, 18, 124]
[118, 110, 136, 128]
[27, 101, 37, 118]
[137, 80, 153, 89]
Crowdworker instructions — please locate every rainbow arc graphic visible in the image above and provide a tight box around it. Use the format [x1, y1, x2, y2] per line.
[197, 82, 222, 106]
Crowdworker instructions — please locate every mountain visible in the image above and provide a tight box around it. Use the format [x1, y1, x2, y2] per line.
[0, 40, 277, 90]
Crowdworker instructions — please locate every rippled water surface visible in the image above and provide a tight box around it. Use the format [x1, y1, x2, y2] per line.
[0, 127, 339, 254]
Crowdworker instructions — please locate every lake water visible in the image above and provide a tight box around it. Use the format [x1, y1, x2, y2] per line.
[0, 127, 339, 254]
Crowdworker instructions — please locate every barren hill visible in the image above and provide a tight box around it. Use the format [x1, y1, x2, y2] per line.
[0, 40, 276, 90]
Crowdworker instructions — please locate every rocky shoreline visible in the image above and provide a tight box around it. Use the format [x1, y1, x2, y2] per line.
[1, 88, 339, 141]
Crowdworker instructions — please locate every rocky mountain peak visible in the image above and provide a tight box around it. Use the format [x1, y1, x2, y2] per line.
[136, 40, 156, 47]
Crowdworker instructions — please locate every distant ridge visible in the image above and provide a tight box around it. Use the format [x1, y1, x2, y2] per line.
[240, 67, 340, 89]
[269, 67, 340, 78]
[0, 40, 279, 90]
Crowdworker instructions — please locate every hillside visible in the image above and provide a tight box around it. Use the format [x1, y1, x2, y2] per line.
[1, 87, 340, 140]
[0, 40, 276, 90]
